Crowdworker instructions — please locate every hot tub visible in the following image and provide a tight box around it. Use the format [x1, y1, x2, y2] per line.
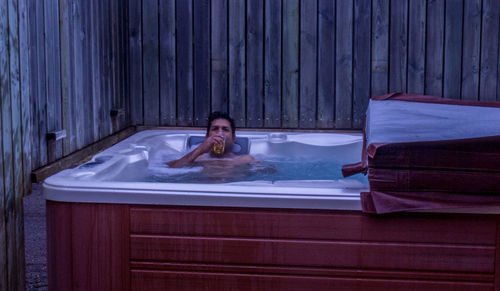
[44, 129, 368, 210]
[43, 129, 500, 290]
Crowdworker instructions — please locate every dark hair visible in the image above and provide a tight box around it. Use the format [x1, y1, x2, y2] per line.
[207, 112, 236, 134]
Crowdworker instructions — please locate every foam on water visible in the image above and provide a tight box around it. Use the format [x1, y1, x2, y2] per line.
[145, 151, 368, 186]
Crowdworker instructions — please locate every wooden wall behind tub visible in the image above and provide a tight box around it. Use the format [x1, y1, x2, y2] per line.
[47, 201, 500, 290]
[28, 0, 130, 169]
[131, 0, 500, 130]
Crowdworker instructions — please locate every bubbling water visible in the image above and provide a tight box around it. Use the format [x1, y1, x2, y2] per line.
[145, 151, 367, 185]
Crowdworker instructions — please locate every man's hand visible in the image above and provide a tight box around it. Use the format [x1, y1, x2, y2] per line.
[197, 134, 225, 154]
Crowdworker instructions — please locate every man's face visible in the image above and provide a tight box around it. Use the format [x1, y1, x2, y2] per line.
[207, 118, 235, 150]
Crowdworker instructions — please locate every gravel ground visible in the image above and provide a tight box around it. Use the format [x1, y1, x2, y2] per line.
[24, 183, 48, 291]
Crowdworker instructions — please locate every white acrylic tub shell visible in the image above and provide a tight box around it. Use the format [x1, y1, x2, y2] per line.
[44, 130, 367, 210]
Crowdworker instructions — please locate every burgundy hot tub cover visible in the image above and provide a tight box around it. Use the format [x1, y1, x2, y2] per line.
[343, 93, 500, 214]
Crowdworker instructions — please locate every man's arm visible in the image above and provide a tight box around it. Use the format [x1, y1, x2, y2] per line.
[167, 146, 206, 168]
[167, 135, 223, 168]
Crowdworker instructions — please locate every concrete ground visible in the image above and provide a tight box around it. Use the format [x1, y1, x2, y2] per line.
[24, 183, 48, 291]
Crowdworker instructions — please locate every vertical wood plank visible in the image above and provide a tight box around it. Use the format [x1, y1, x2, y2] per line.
[425, 0, 444, 96]
[389, 0, 408, 92]
[36, 0, 47, 165]
[142, 0, 160, 125]
[19, 0, 31, 195]
[247, 0, 264, 127]
[282, 0, 299, 128]
[317, 0, 335, 128]
[110, 0, 120, 129]
[353, 0, 371, 129]
[264, 0, 281, 128]
[211, 0, 228, 113]
[299, 0, 317, 129]
[28, 0, 39, 169]
[80, 0, 92, 144]
[90, 0, 101, 140]
[461, 0, 481, 100]
[443, 0, 463, 99]
[129, 0, 143, 126]
[371, 0, 389, 96]
[46, 202, 73, 291]
[193, 0, 210, 126]
[1, 0, 17, 287]
[159, 0, 176, 126]
[0, 0, 11, 288]
[59, 0, 76, 155]
[8, 0, 25, 288]
[407, 0, 426, 94]
[104, 0, 114, 134]
[177, 0, 194, 125]
[73, 0, 85, 149]
[335, 0, 353, 129]
[479, 0, 500, 101]
[43, 0, 62, 161]
[229, 0, 246, 127]
[100, 0, 112, 137]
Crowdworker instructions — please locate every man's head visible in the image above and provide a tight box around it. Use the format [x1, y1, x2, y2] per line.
[206, 112, 236, 135]
[206, 112, 236, 154]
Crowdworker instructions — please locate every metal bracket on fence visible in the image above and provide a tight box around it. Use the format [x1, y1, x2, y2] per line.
[46, 130, 67, 163]
[110, 108, 125, 132]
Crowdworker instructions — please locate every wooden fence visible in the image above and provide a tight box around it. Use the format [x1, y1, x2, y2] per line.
[29, 0, 130, 170]
[1, 0, 31, 289]
[132, 0, 500, 130]
[1, 0, 500, 289]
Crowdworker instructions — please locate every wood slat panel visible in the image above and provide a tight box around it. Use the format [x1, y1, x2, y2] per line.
[28, 0, 40, 169]
[46, 202, 131, 291]
[142, 0, 160, 126]
[73, 0, 85, 149]
[229, 0, 246, 127]
[177, 0, 194, 125]
[19, 0, 31, 195]
[479, 0, 500, 101]
[130, 208, 497, 245]
[46, 202, 73, 291]
[263, 0, 281, 128]
[389, 0, 408, 92]
[8, 0, 26, 288]
[0, 0, 19, 287]
[299, 0, 317, 129]
[461, 0, 481, 100]
[317, 0, 335, 128]
[131, 261, 494, 282]
[35, 0, 47, 166]
[131, 235, 494, 273]
[0, 0, 10, 288]
[131, 270, 493, 291]
[211, 0, 228, 113]
[158, 0, 176, 125]
[193, 0, 210, 126]
[282, 0, 299, 128]
[407, 0, 426, 94]
[353, 0, 371, 128]
[247, 0, 264, 128]
[90, 0, 101, 140]
[443, 0, 463, 99]
[371, 0, 389, 96]
[129, 0, 143, 126]
[59, 0, 75, 155]
[335, 0, 353, 128]
[425, 0, 444, 96]
[80, 0, 93, 143]
[99, 0, 112, 138]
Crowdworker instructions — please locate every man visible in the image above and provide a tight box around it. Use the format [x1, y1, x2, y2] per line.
[167, 112, 254, 168]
